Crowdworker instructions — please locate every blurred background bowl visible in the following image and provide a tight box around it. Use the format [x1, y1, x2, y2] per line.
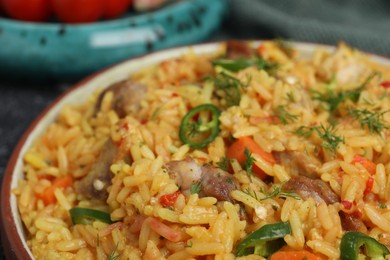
[0, 0, 227, 81]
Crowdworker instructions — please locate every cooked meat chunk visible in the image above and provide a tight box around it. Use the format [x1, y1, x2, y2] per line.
[339, 211, 367, 233]
[165, 157, 203, 195]
[74, 139, 118, 200]
[95, 80, 146, 118]
[274, 150, 321, 178]
[282, 176, 339, 205]
[165, 157, 239, 202]
[200, 165, 240, 202]
[226, 40, 255, 59]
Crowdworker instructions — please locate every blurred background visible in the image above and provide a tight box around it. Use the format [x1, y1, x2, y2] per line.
[0, 0, 389, 256]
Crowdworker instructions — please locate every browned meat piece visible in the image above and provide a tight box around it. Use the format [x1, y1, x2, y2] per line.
[339, 211, 367, 233]
[165, 157, 239, 202]
[74, 139, 118, 200]
[95, 80, 146, 118]
[282, 176, 339, 205]
[165, 157, 203, 195]
[226, 40, 255, 59]
[274, 150, 321, 178]
[200, 165, 240, 203]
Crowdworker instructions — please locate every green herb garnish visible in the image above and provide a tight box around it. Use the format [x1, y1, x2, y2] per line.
[242, 182, 300, 202]
[348, 108, 389, 135]
[275, 105, 299, 125]
[108, 242, 121, 260]
[212, 56, 277, 73]
[293, 124, 345, 154]
[216, 157, 231, 171]
[312, 73, 378, 112]
[206, 72, 250, 107]
[190, 181, 202, 194]
[259, 181, 301, 201]
[244, 148, 255, 178]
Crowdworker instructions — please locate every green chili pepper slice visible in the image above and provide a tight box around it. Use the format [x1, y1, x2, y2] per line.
[340, 231, 390, 260]
[179, 104, 220, 149]
[212, 57, 275, 72]
[236, 221, 291, 257]
[69, 207, 113, 225]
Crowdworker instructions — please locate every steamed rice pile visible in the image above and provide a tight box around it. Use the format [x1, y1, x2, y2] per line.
[14, 41, 390, 259]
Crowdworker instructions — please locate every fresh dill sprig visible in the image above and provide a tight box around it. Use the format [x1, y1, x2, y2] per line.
[241, 181, 300, 202]
[216, 157, 231, 171]
[190, 181, 202, 194]
[108, 242, 121, 260]
[244, 148, 255, 178]
[312, 72, 379, 112]
[275, 105, 299, 125]
[348, 108, 389, 135]
[285, 91, 295, 102]
[315, 124, 345, 154]
[259, 181, 301, 201]
[206, 72, 249, 107]
[291, 125, 316, 138]
[292, 124, 345, 154]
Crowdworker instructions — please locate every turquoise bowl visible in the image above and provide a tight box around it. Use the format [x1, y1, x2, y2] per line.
[0, 0, 227, 80]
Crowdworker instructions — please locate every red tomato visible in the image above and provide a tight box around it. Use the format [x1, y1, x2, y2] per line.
[51, 0, 104, 23]
[104, 0, 132, 19]
[3, 0, 51, 22]
[159, 191, 181, 208]
[381, 81, 390, 88]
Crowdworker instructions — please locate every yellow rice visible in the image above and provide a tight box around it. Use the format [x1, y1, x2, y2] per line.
[14, 41, 390, 259]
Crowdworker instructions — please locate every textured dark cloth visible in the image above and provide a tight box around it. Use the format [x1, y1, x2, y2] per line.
[1, 0, 389, 258]
[225, 0, 390, 56]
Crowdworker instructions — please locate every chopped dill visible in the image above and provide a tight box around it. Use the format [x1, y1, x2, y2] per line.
[275, 105, 299, 125]
[190, 181, 202, 194]
[285, 91, 295, 102]
[216, 157, 231, 171]
[226, 178, 234, 184]
[151, 105, 163, 121]
[259, 181, 301, 201]
[292, 124, 345, 154]
[244, 148, 255, 178]
[241, 181, 300, 202]
[315, 124, 345, 154]
[206, 71, 250, 107]
[108, 242, 121, 260]
[312, 72, 379, 112]
[348, 108, 389, 135]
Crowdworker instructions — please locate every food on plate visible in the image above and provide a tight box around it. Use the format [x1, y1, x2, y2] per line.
[14, 40, 390, 259]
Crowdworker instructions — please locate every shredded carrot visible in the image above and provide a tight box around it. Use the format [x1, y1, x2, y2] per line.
[37, 175, 73, 205]
[351, 155, 376, 175]
[270, 250, 323, 260]
[226, 136, 275, 180]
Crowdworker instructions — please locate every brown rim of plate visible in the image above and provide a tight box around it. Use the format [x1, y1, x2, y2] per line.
[1, 40, 389, 259]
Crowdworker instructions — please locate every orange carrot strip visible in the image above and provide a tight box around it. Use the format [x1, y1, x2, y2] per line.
[226, 136, 275, 179]
[37, 175, 73, 205]
[270, 250, 323, 260]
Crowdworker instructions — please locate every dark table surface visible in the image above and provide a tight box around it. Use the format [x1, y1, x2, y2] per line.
[1, 0, 389, 258]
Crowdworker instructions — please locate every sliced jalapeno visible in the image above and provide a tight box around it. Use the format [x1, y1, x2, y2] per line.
[236, 221, 291, 257]
[340, 231, 390, 260]
[69, 207, 113, 225]
[179, 104, 220, 149]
